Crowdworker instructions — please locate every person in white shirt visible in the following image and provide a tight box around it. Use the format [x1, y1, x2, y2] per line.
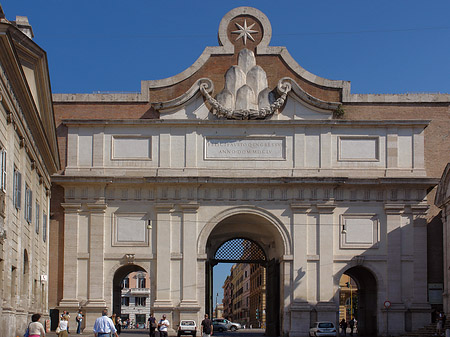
[28, 313, 46, 337]
[58, 315, 69, 337]
[158, 314, 170, 337]
[93, 309, 118, 337]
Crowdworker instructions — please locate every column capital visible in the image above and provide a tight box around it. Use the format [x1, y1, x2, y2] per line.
[384, 203, 405, 214]
[86, 203, 107, 213]
[290, 203, 312, 213]
[154, 203, 174, 213]
[179, 203, 199, 213]
[316, 202, 336, 214]
[61, 203, 82, 213]
[411, 204, 429, 215]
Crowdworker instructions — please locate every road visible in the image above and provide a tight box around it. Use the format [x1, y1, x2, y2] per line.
[46, 328, 266, 337]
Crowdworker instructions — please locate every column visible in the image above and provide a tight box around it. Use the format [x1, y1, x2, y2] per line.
[59, 203, 81, 308]
[84, 202, 107, 331]
[384, 203, 405, 334]
[153, 203, 174, 308]
[444, 208, 450, 314]
[316, 203, 337, 321]
[410, 204, 431, 329]
[180, 203, 200, 307]
[289, 204, 312, 336]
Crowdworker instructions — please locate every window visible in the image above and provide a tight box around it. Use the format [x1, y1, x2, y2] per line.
[25, 185, 32, 223]
[35, 202, 40, 234]
[0, 148, 6, 191]
[135, 297, 146, 306]
[43, 213, 47, 242]
[122, 277, 129, 288]
[121, 297, 129, 306]
[138, 277, 146, 288]
[13, 168, 21, 209]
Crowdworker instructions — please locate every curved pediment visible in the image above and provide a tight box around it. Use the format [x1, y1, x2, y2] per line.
[148, 6, 348, 119]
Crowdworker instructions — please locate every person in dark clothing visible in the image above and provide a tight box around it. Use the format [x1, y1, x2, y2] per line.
[201, 314, 213, 337]
[340, 319, 347, 336]
[148, 313, 157, 337]
[349, 317, 355, 336]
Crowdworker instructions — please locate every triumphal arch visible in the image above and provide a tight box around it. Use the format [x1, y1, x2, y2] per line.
[50, 7, 446, 336]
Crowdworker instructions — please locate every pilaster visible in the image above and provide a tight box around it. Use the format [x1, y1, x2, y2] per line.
[59, 203, 81, 308]
[86, 202, 107, 307]
[317, 202, 336, 302]
[179, 203, 200, 309]
[384, 203, 406, 335]
[154, 203, 174, 308]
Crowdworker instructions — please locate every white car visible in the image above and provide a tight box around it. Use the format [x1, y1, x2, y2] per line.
[309, 322, 337, 337]
[177, 320, 197, 337]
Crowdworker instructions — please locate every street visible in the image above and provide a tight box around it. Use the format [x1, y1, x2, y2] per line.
[46, 328, 267, 337]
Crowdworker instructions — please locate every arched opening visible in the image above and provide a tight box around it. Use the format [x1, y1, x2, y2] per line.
[342, 266, 378, 336]
[205, 212, 286, 337]
[112, 264, 149, 328]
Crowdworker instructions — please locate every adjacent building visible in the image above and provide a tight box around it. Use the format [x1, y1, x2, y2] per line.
[120, 271, 151, 328]
[48, 6, 449, 337]
[0, 7, 59, 337]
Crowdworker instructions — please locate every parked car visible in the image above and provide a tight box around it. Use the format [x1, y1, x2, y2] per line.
[212, 318, 241, 332]
[178, 320, 197, 337]
[309, 322, 337, 337]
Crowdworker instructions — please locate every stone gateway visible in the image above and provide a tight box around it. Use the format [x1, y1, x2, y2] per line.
[49, 7, 450, 337]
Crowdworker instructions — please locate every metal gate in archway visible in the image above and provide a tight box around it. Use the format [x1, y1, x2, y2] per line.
[206, 238, 280, 336]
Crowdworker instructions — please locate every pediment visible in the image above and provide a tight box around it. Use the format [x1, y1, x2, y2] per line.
[148, 7, 347, 120]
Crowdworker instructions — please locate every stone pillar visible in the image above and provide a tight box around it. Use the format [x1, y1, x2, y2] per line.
[289, 204, 312, 336]
[316, 203, 338, 321]
[84, 202, 107, 330]
[179, 203, 200, 312]
[410, 204, 431, 330]
[384, 204, 406, 335]
[177, 203, 200, 323]
[153, 203, 174, 320]
[59, 203, 81, 310]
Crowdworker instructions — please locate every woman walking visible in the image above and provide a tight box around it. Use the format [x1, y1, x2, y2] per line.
[58, 314, 69, 337]
[28, 313, 46, 337]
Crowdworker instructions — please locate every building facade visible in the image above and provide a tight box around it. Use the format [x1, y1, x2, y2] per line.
[0, 7, 59, 337]
[49, 7, 450, 337]
[120, 271, 151, 328]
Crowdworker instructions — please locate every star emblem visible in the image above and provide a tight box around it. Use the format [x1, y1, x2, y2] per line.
[232, 19, 258, 45]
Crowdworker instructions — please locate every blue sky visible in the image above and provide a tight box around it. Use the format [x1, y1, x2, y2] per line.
[3, 0, 449, 95]
[3, 0, 449, 306]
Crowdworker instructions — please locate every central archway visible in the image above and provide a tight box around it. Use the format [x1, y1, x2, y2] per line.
[202, 209, 289, 337]
[112, 264, 147, 317]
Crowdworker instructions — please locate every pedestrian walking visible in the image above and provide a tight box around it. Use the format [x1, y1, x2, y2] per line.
[93, 309, 118, 337]
[340, 318, 347, 336]
[148, 313, 157, 337]
[349, 317, 355, 336]
[58, 314, 69, 337]
[27, 313, 46, 337]
[76, 310, 83, 334]
[158, 314, 170, 337]
[201, 314, 213, 337]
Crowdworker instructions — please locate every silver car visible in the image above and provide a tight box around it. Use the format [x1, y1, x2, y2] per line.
[212, 318, 241, 332]
[309, 322, 337, 337]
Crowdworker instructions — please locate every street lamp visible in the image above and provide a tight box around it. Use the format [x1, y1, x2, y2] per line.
[345, 281, 353, 318]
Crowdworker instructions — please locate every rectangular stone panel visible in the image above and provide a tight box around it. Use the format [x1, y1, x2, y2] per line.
[112, 136, 151, 160]
[338, 137, 379, 161]
[340, 214, 379, 249]
[205, 137, 285, 160]
[113, 214, 149, 246]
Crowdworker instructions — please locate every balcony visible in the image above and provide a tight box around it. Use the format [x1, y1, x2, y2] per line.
[128, 287, 151, 295]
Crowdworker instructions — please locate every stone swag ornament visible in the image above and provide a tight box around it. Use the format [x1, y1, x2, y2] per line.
[200, 48, 291, 120]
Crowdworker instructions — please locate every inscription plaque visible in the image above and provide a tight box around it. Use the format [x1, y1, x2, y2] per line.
[205, 138, 285, 160]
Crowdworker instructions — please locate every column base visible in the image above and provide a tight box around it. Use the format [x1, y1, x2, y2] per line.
[289, 301, 312, 336]
[179, 300, 201, 310]
[58, 298, 80, 308]
[315, 302, 338, 323]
